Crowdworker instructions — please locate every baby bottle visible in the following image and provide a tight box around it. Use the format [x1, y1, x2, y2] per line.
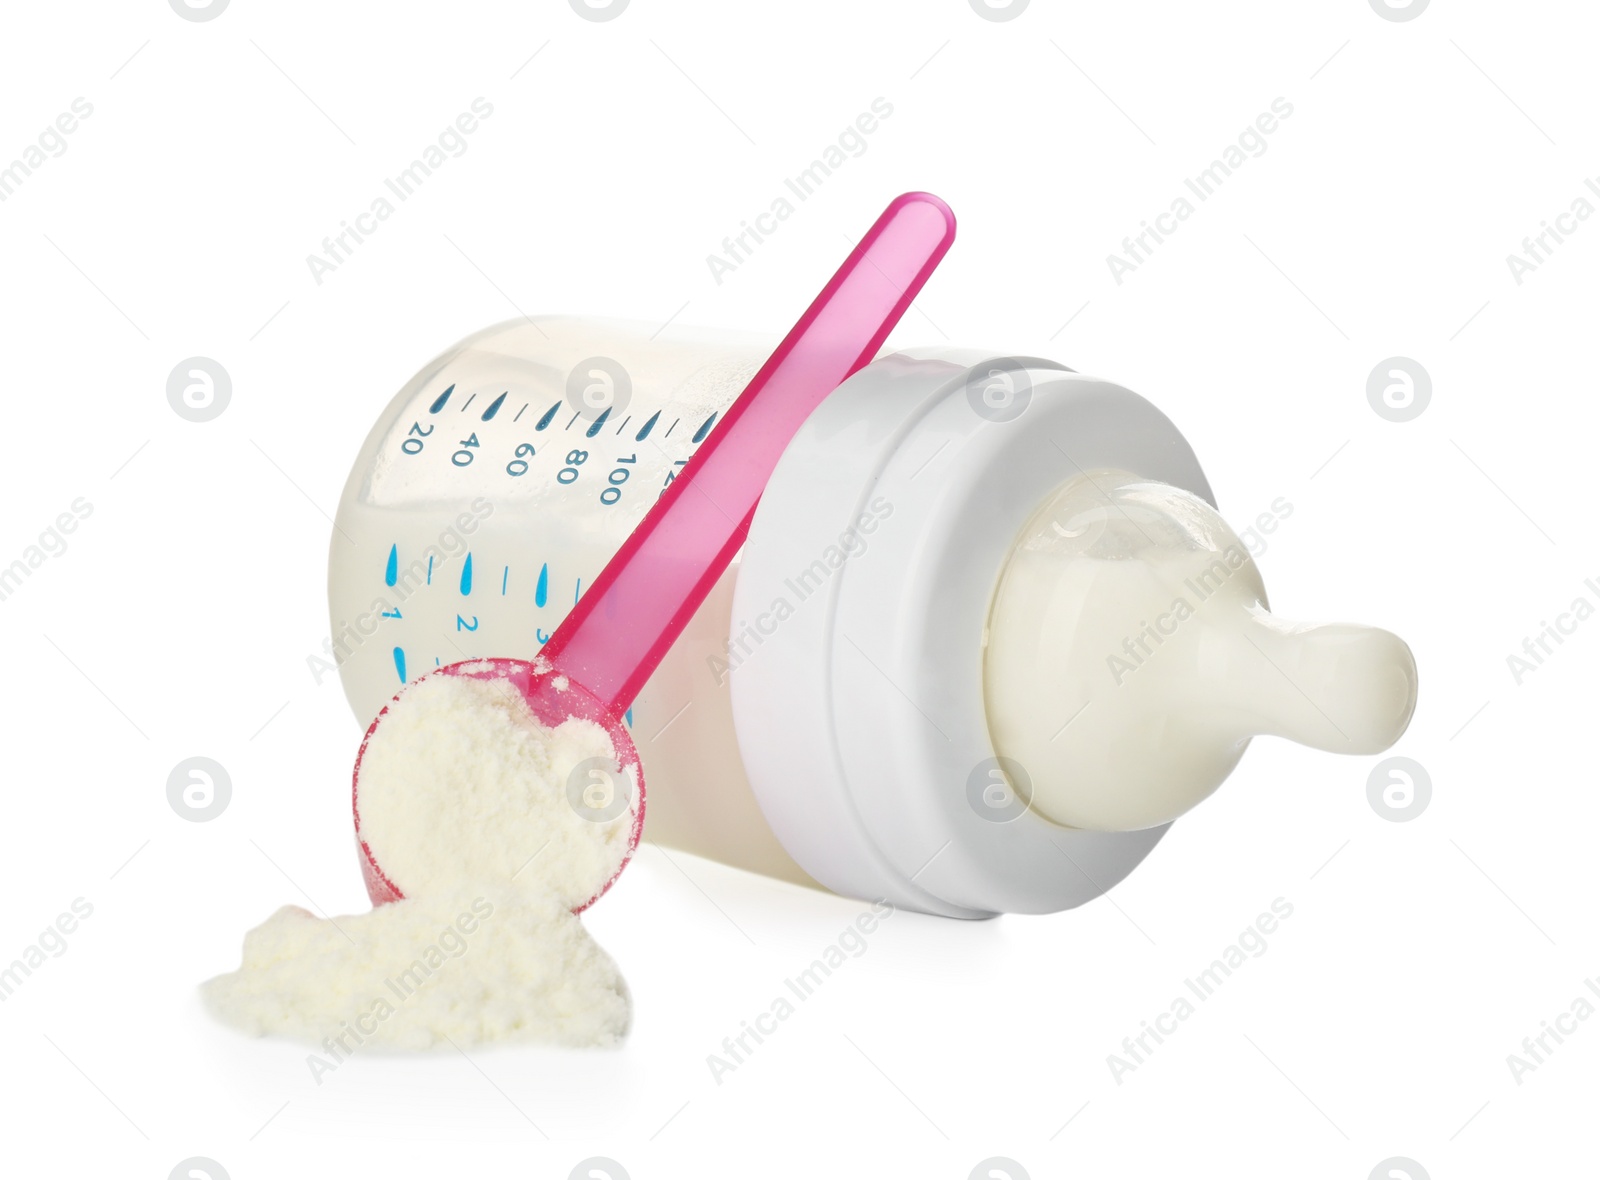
[329, 317, 1417, 918]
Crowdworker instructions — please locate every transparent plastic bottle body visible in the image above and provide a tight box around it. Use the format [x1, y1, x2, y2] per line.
[329, 316, 816, 885]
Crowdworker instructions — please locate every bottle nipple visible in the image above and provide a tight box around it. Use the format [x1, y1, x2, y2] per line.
[982, 469, 1418, 832]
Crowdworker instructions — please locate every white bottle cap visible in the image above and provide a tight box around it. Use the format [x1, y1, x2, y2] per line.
[730, 349, 1221, 917]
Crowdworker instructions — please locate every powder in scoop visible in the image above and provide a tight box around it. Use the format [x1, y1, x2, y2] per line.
[356, 672, 637, 907]
[204, 669, 639, 1052]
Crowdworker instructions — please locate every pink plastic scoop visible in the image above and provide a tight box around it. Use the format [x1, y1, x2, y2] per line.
[352, 192, 958, 909]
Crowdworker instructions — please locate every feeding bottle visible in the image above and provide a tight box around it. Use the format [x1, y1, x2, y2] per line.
[329, 316, 1417, 918]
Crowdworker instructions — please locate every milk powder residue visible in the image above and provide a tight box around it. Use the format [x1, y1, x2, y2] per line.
[203, 671, 639, 1052]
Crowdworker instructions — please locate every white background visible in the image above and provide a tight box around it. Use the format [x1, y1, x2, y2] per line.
[1, 0, 1594, 1176]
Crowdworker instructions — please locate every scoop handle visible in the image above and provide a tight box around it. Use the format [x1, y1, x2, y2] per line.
[541, 192, 957, 713]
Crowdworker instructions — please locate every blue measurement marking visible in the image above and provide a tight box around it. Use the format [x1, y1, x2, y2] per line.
[574, 577, 582, 604]
[535, 563, 549, 607]
[625, 707, 633, 727]
[664, 417, 680, 438]
[481, 392, 508, 421]
[535, 401, 561, 430]
[636, 410, 660, 441]
[565, 410, 581, 431]
[384, 544, 398, 587]
[501, 565, 508, 595]
[393, 646, 407, 683]
[428, 385, 454, 413]
[513, 403, 529, 423]
[460, 553, 473, 595]
[460, 392, 477, 413]
[584, 407, 611, 438]
[426, 555, 434, 585]
[615, 415, 631, 435]
[691, 412, 717, 443]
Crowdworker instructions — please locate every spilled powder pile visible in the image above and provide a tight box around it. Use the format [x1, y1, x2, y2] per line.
[201, 887, 630, 1055]
[203, 672, 639, 1054]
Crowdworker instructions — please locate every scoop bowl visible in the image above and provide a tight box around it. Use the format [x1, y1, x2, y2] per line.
[352, 657, 644, 914]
